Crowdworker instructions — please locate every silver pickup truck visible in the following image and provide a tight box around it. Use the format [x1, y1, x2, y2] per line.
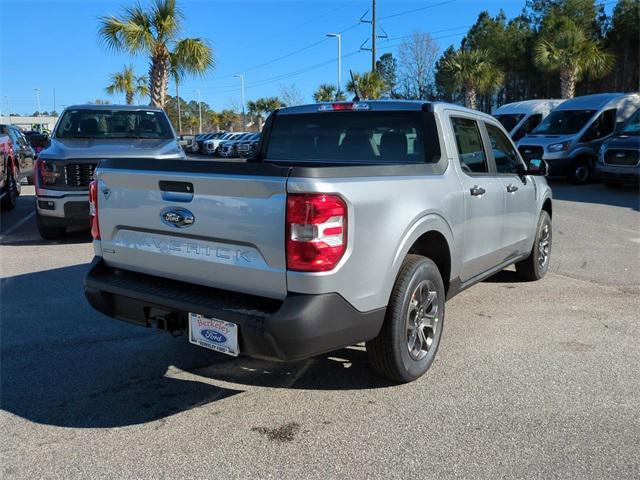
[84, 101, 553, 383]
[35, 104, 185, 239]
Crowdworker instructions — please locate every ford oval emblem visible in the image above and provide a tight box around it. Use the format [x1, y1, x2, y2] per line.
[160, 207, 195, 228]
[201, 329, 227, 343]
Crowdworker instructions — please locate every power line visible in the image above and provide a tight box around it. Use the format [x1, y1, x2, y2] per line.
[378, 0, 456, 21]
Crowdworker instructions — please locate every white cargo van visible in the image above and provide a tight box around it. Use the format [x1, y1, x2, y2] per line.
[493, 99, 565, 141]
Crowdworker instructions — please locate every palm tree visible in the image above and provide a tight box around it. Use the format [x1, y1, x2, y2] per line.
[346, 72, 385, 100]
[105, 65, 149, 104]
[534, 21, 614, 99]
[248, 97, 283, 130]
[98, 0, 214, 107]
[314, 84, 337, 102]
[440, 49, 502, 110]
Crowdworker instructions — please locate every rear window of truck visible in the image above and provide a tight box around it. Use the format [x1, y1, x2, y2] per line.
[266, 111, 433, 164]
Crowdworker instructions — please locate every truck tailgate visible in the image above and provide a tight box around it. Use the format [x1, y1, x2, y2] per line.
[95, 159, 290, 299]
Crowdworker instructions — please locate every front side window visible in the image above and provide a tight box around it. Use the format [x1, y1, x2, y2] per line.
[532, 110, 596, 135]
[486, 123, 522, 174]
[494, 114, 525, 133]
[266, 111, 433, 164]
[513, 114, 543, 141]
[582, 109, 616, 141]
[451, 117, 488, 174]
[55, 109, 173, 139]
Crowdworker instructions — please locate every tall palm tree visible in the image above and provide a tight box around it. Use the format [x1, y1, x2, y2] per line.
[98, 0, 214, 107]
[346, 72, 385, 100]
[314, 84, 337, 102]
[440, 49, 502, 110]
[534, 21, 614, 99]
[105, 65, 149, 104]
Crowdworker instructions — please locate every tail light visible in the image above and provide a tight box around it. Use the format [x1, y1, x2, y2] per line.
[286, 193, 347, 272]
[89, 180, 100, 240]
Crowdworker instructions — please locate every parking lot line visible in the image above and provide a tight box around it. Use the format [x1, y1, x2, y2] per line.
[0, 211, 35, 242]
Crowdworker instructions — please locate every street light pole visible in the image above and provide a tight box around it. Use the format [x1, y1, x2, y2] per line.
[34, 88, 43, 131]
[326, 33, 342, 94]
[234, 74, 245, 128]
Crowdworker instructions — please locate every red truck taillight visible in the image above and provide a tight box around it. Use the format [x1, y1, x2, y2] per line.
[89, 180, 100, 240]
[286, 193, 347, 272]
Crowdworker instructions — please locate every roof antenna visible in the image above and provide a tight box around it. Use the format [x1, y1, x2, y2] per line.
[349, 70, 360, 102]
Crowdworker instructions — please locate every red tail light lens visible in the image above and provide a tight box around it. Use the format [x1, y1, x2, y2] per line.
[286, 193, 347, 272]
[89, 180, 100, 240]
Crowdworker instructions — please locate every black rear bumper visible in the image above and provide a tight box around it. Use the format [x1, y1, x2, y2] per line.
[84, 258, 385, 361]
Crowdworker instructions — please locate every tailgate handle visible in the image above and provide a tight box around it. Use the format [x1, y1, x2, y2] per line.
[159, 181, 194, 203]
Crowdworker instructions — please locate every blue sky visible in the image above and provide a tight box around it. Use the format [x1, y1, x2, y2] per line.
[0, 0, 613, 114]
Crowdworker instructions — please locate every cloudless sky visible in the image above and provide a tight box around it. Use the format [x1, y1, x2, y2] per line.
[0, 0, 615, 114]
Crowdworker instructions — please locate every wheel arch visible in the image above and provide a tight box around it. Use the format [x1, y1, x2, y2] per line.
[389, 214, 455, 298]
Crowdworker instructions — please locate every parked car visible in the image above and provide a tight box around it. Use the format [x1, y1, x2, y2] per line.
[517, 93, 640, 184]
[596, 108, 640, 188]
[0, 124, 35, 185]
[236, 132, 261, 157]
[492, 99, 565, 142]
[0, 132, 18, 210]
[84, 100, 552, 383]
[195, 133, 218, 154]
[219, 132, 254, 158]
[35, 104, 185, 239]
[24, 131, 50, 156]
[204, 132, 238, 156]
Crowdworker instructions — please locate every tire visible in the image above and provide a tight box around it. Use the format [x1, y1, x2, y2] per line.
[516, 210, 552, 281]
[569, 158, 591, 185]
[366, 255, 445, 383]
[36, 212, 66, 240]
[604, 180, 623, 189]
[1, 167, 18, 211]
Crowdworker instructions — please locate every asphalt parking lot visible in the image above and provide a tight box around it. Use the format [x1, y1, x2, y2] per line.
[1, 182, 639, 479]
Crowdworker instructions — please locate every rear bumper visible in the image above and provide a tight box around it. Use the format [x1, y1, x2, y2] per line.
[84, 258, 385, 361]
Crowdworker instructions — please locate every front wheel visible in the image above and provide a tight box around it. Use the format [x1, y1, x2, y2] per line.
[516, 210, 552, 281]
[367, 255, 445, 383]
[569, 159, 591, 185]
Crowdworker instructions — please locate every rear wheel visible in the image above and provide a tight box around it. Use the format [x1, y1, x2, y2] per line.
[36, 212, 66, 240]
[367, 255, 445, 383]
[1, 167, 18, 211]
[516, 210, 552, 281]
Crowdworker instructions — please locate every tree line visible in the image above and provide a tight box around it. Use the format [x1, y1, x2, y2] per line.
[96, 0, 638, 130]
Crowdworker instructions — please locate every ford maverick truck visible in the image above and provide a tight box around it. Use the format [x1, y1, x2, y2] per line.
[84, 101, 552, 383]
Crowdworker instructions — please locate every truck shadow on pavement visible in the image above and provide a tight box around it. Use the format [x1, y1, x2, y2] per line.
[548, 179, 639, 211]
[1, 264, 392, 429]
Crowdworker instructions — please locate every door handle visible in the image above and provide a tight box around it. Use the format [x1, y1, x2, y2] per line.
[470, 186, 486, 197]
[506, 184, 518, 193]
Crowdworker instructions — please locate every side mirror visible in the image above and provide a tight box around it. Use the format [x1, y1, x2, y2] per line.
[526, 159, 549, 176]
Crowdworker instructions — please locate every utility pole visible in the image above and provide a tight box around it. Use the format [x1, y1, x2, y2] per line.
[4, 97, 11, 124]
[196, 89, 202, 134]
[34, 88, 43, 131]
[53, 88, 56, 115]
[327, 33, 342, 94]
[371, 0, 377, 72]
[234, 74, 246, 128]
[176, 81, 182, 134]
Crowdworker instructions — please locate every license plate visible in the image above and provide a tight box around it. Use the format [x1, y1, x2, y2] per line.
[188, 313, 239, 357]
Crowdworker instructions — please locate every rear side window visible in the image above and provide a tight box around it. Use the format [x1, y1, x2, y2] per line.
[486, 123, 522, 174]
[265, 111, 436, 164]
[451, 117, 488, 173]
